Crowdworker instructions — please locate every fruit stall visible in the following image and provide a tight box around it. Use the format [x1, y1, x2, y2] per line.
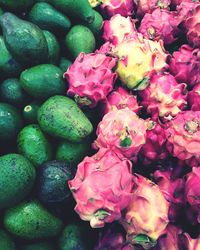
[0, 0, 199, 249]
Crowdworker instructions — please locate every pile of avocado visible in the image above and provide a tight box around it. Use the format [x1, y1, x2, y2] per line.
[0, 0, 103, 249]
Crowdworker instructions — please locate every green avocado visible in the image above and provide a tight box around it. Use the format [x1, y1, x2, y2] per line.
[0, 154, 36, 209]
[37, 95, 93, 142]
[85, 10, 103, 35]
[23, 102, 41, 124]
[59, 57, 72, 74]
[4, 200, 63, 240]
[0, 229, 16, 250]
[0, 0, 34, 11]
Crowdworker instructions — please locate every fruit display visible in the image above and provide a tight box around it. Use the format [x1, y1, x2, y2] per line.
[0, 0, 200, 249]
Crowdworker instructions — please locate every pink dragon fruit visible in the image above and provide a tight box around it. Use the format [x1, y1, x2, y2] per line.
[94, 108, 147, 160]
[103, 14, 137, 46]
[179, 233, 200, 250]
[188, 83, 200, 111]
[101, 0, 135, 17]
[153, 169, 184, 221]
[176, 0, 199, 24]
[64, 52, 117, 108]
[139, 72, 187, 121]
[121, 174, 169, 248]
[169, 44, 200, 87]
[138, 8, 180, 45]
[137, 0, 171, 17]
[166, 111, 200, 167]
[139, 121, 168, 165]
[185, 167, 200, 223]
[68, 148, 133, 228]
[102, 87, 140, 115]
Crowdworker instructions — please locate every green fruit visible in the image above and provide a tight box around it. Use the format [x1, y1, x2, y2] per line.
[43, 30, 60, 65]
[0, 0, 34, 11]
[23, 102, 41, 124]
[38, 95, 93, 142]
[4, 200, 63, 239]
[50, 0, 94, 24]
[22, 242, 53, 250]
[0, 36, 23, 78]
[0, 78, 28, 106]
[0, 13, 48, 65]
[20, 64, 66, 100]
[59, 57, 72, 73]
[29, 2, 71, 33]
[0, 7, 3, 16]
[0, 154, 36, 209]
[17, 124, 52, 167]
[86, 10, 103, 35]
[0, 229, 16, 250]
[65, 25, 95, 59]
[37, 160, 73, 204]
[0, 103, 23, 140]
[59, 224, 86, 250]
[56, 140, 90, 165]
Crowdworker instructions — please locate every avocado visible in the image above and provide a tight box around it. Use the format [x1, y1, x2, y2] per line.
[4, 200, 63, 239]
[29, 2, 71, 33]
[50, 0, 94, 24]
[17, 124, 52, 167]
[38, 95, 93, 142]
[0, 13, 48, 65]
[0, 229, 16, 250]
[0, 36, 23, 78]
[0, 103, 23, 140]
[65, 25, 96, 59]
[85, 10, 103, 35]
[43, 30, 60, 65]
[59, 57, 72, 73]
[0, 78, 28, 106]
[0, 153, 36, 209]
[23, 102, 41, 124]
[37, 160, 73, 204]
[0, 0, 34, 11]
[20, 64, 66, 100]
[22, 242, 53, 250]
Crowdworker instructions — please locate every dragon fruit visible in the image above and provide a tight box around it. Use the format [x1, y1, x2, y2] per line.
[101, 0, 135, 17]
[185, 167, 200, 223]
[64, 52, 117, 108]
[121, 174, 169, 248]
[102, 87, 140, 115]
[179, 233, 200, 250]
[88, 0, 102, 7]
[68, 148, 133, 228]
[94, 108, 147, 160]
[188, 83, 200, 111]
[103, 14, 137, 46]
[176, 0, 199, 24]
[166, 111, 200, 167]
[113, 38, 168, 90]
[169, 45, 200, 87]
[138, 8, 180, 45]
[139, 72, 187, 121]
[137, 0, 171, 17]
[139, 121, 168, 165]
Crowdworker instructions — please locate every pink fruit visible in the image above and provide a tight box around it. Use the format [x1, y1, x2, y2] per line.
[64, 52, 117, 108]
[68, 148, 133, 228]
[94, 108, 147, 160]
[169, 44, 200, 87]
[176, 0, 199, 25]
[102, 87, 140, 115]
[121, 174, 169, 248]
[137, 0, 171, 17]
[179, 233, 200, 250]
[138, 8, 180, 45]
[166, 111, 200, 167]
[101, 0, 135, 17]
[188, 83, 200, 111]
[185, 167, 200, 223]
[139, 72, 187, 121]
[103, 14, 137, 46]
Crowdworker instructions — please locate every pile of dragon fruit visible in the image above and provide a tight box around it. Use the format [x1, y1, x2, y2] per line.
[65, 0, 200, 249]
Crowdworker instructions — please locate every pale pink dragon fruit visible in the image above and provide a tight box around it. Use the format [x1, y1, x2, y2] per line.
[139, 72, 187, 121]
[153, 169, 184, 221]
[138, 8, 180, 45]
[121, 174, 169, 249]
[185, 167, 200, 223]
[64, 52, 117, 107]
[68, 148, 133, 228]
[139, 121, 168, 165]
[137, 0, 171, 17]
[176, 0, 199, 24]
[101, 0, 136, 17]
[166, 111, 200, 167]
[169, 44, 200, 87]
[103, 14, 137, 46]
[188, 83, 200, 111]
[94, 108, 147, 160]
[102, 87, 140, 115]
[179, 233, 200, 250]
